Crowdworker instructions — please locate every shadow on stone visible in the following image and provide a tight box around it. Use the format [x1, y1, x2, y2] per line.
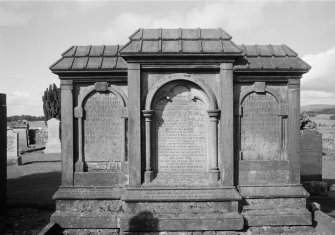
[128, 210, 158, 232]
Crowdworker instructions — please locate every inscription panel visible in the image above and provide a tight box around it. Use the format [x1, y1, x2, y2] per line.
[84, 91, 124, 162]
[241, 92, 280, 160]
[154, 85, 208, 173]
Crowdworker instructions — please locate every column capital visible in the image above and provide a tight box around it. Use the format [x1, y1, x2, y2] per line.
[60, 80, 73, 90]
[207, 109, 221, 118]
[142, 110, 154, 119]
[220, 63, 233, 70]
[288, 78, 300, 89]
[128, 63, 141, 70]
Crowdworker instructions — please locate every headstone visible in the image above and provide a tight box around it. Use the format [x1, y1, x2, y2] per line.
[0, 93, 7, 230]
[7, 126, 19, 165]
[44, 118, 61, 153]
[300, 130, 322, 181]
[9, 120, 29, 150]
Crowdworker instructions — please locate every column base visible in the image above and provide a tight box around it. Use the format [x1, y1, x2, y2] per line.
[144, 171, 153, 183]
[75, 161, 85, 172]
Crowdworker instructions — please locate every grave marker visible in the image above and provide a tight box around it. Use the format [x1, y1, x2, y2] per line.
[44, 118, 61, 153]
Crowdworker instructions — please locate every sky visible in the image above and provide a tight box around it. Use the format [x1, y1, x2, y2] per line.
[0, 0, 335, 116]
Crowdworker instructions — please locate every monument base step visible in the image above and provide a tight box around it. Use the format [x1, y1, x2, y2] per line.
[243, 209, 312, 226]
[120, 212, 244, 232]
[50, 211, 118, 229]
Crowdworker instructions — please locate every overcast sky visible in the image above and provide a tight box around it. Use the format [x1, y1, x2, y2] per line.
[0, 0, 334, 116]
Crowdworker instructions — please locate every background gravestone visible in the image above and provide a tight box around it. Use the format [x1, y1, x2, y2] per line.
[44, 118, 61, 153]
[9, 120, 29, 150]
[7, 126, 19, 165]
[300, 130, 322, 181]
[0, 93, 7, 230]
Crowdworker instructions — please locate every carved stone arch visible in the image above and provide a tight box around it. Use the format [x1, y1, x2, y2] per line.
[76, 83, 128, 114]
[142, 74, 221, 185]
[74, 82, 128, 173]
[145, 73, 218, 111]
[239, 86, 283, 106]
[236, 82, 288, 163]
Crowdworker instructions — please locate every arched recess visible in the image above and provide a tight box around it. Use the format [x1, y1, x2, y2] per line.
[74, 82, 128, 172]
[235, 82, 288, 162]
[142, 74, 221, 185]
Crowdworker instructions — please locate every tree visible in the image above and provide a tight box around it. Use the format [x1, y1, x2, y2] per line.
[42, 83, 61, 122]
[300, 112, 316, 130]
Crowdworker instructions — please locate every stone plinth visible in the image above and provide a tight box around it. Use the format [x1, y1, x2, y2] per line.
[44, 118, 61, 153]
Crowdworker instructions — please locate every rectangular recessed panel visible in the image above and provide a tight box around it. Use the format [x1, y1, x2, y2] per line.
[201, 29, 220, 39]
[52, 57, 74, 70]
[182, 29, 199, 39]
[75, 46, 90, 56]
[89, 46, 104, 56]
[182, 40, 200, 53]
[143, 29, 160, 39]
[86, 57, 102, 69]
[162, 29, 179, 39]
[202, 40, 222, 52]
[72, 57, 88, 69]
[142, 40, 159, 52]
[101, 57, 117, 69]
[257, 45, 273, 57]
[162, 40, 180, 52]
[104, 45, 118, 56]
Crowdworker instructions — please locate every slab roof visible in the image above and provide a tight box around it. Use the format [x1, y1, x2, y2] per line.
[234, 44, 311, 72]
[119, 28, 242, 55]
[50, 29, 310, 73]
[50, 45, 127, 72]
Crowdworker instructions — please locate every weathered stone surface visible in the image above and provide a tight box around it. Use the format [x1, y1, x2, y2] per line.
[83, 91, 124, 163]
[122, 188, 241, 202]
[7, 126, 19, 164]
[243, 209, 312, 226]
[45, 118, 61, 153]
[241, 92, 280, 161]
[152, 83, 209, 185]
[300, 130, 322, 181]
[53, 187, 123, 200]
[121, 212, 244, 232]
[56, 200, 122, 213]
[0, 93, 6, 226]
[74, 172, 128, 186]
[314, 210, 335, 235]
[51, 212, 118, 228]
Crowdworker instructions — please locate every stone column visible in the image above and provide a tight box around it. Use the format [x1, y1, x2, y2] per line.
[60, 80, 74, 186]
[128, 63, 142, 187]
[143, 110, 154, 183]
[0, 94, 6, 224]
[220, 63, 234, 186]
[288, 78, 301, 184]
[208, 110, 220, 184]
[74, 107, 84, 172]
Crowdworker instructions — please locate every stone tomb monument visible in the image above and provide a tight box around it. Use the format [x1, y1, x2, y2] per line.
[7, 126, 19, 164]
[49, 29, 312, 234]
[9, 120, 29, 149]
[44, 118, 61, 153]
